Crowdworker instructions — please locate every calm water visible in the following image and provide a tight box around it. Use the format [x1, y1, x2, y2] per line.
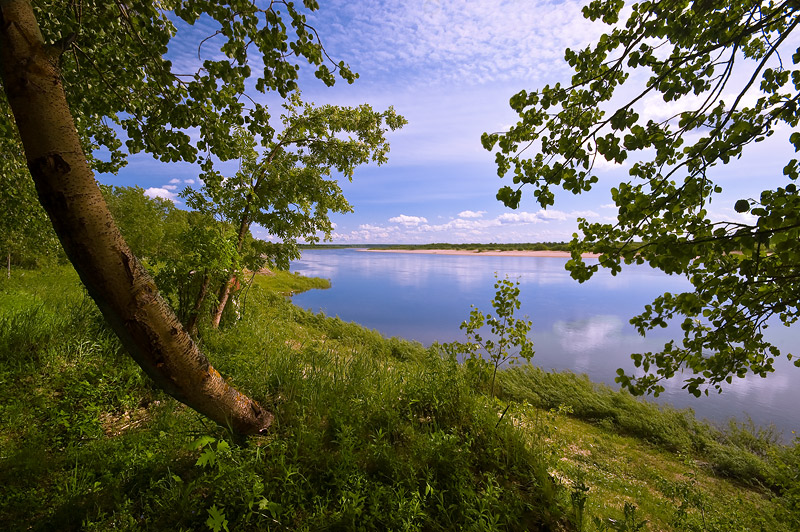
[290, 248, 799, 438]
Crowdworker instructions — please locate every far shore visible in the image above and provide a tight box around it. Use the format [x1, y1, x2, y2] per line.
[359, 248, 601, 258]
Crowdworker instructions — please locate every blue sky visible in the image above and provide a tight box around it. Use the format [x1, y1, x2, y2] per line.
[98, 0, 797, 244]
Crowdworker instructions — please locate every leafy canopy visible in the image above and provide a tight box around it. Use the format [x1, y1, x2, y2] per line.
[19, 0, 357, 175]
[484, 0, 800, 397]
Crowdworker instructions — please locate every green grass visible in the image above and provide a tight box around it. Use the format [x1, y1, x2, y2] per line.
[0, 265, 798, 531]
[251, 269, 331, 295]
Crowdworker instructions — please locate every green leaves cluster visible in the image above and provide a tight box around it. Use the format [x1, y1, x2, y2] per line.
[444, 275, 534, 398]
[19, 0, 358, 174]
[487, 0, 800, 396]
[100, 185, 237, 325]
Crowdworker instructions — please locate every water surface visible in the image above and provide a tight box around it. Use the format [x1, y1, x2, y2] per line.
[291, 248, 799, 438]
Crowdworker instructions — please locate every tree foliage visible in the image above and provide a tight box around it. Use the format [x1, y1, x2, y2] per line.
[101, 185, 187, 264]
[0, 107, 60, 271]
[485, 0, 800, 396]
[185, 93, 405, 270]
[183, 93, 405, 325]
[27, 0, 357, 173]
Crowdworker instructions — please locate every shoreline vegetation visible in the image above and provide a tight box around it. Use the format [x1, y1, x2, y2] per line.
[1, 265, 798, 530]
[362, 248, 602, 258]
[302, 242, 603, 258]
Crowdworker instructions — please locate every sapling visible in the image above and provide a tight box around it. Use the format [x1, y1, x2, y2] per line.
[446, 274, 534, 397]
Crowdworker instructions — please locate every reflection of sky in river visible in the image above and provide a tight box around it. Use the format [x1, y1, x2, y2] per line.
[291, 249, 799, 439]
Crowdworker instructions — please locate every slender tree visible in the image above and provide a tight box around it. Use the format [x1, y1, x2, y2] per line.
[184, 95, 405, 328]
[486, 0, 800, 397]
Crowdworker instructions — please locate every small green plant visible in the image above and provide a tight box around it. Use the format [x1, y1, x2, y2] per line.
[570, 477, 590, 531]
[445, 274, 534, 397]
[593, 502, 648, 532]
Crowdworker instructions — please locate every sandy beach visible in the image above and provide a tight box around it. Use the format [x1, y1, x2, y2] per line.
[360, 248, 601, 258]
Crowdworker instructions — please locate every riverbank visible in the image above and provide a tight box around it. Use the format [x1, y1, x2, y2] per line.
[362, 248, 602, 258]
[1, 266, 798, 530]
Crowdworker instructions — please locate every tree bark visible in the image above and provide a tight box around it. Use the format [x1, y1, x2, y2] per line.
[211, 278, 234, 329]
[0, 0, 273, 435]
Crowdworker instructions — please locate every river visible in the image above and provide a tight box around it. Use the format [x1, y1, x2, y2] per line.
[290, 248, 799, 439]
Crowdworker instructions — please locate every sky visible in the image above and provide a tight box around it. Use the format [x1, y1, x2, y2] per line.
[98, 0, 798, 244]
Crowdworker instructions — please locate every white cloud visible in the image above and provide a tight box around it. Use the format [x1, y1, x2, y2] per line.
[309, 0, 603, 87]
[417, 217, 497, 233]
[458, 210, 486, 218]
[499, 210, 568, 223]
[708, 207, 757, 226]
[592, 155, 627, 172]
[360, 223, 396, 231]
[163, 184, 178, 191]
[169, 178, 181, 184]
[184, 179, 196, 184]
[144, 187, 179, 202]
[389, 214, 428, 225]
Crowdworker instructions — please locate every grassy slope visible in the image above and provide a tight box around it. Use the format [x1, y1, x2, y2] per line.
[0, 266, 797, 531]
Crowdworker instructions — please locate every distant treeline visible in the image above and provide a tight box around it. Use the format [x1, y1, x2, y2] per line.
[300, 242, 573, 252]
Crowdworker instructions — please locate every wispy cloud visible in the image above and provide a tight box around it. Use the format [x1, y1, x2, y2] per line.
[331, 207, 608, 243]
[499, 210, 567, 223]
[308, 0, 603, 87]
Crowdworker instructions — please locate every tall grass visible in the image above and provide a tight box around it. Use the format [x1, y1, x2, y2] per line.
[1, 265, 797, 530]
[0, 268, 568, 530]
[498, 365, 791, 489]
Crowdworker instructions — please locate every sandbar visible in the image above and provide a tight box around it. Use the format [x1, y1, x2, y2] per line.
[360, 249, 601, 258]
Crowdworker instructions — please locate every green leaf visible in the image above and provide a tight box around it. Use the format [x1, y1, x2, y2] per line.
[734, 199, 750, 213]
[490, 0, 800, 397]
[206, 505, 229, 532]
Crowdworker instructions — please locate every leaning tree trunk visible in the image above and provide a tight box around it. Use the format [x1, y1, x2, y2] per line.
[0, 0, 272, 435]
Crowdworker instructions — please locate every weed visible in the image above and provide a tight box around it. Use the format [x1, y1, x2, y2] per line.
[593, 502, 648, 531]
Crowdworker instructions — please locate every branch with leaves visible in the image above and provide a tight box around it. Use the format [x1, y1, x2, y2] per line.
[485, 0, 800, 396]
